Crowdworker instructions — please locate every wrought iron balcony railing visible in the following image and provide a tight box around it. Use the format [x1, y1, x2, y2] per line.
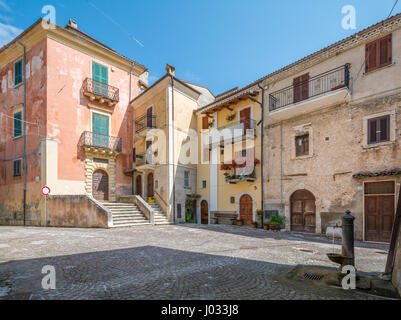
[83, 78, 120, 103]
[135, 114, 157, 134]
[134, 152, 157, 166]
[269, 65, 350, 112]
[80, 131, 122, 153]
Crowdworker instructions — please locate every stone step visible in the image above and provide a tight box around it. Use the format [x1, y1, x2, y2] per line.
[112, 213, 145, 218]
[111, 222, 151, 228]
[108, 209, 141, 214]
[112, 216, 147, 221]
[105, 205, 140, 209]
[113, 219, 147, 225]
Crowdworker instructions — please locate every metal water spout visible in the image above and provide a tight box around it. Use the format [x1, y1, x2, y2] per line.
[327, 210, 356, 269]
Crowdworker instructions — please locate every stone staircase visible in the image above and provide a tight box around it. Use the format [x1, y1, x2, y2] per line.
[102, 202, 150, 227]
[148, 201, 170, 225]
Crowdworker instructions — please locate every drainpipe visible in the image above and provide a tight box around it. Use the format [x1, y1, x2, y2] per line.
[16, 40, 27, 226]
[257, 83, 266, 215]
[280, 121, 283, 205]
[169, 74, 176, 224]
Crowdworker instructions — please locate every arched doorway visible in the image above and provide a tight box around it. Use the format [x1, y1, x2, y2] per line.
[290, 189, 316, 233]
[92, 169, 109, 201]
[147, 172, 154, 197]
[136, 175, 142, 197]
[201, 200, 209, 225]
[240, 194, 253, 225]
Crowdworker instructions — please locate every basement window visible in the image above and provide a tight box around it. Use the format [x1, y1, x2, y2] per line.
[13, 159, 22, 177]
[295, 134, 309, 157]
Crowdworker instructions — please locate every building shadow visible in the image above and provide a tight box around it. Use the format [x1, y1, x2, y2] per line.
[0, 245, 378, 300]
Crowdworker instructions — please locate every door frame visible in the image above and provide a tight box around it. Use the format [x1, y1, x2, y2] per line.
[92, 168, 109, 201]
[236, 192, 256, 221]
[290, 189, 316, 234]
[363, 179, 397, 243]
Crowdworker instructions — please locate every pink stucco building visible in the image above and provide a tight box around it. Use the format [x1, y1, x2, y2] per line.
[0, 18, 147, 226]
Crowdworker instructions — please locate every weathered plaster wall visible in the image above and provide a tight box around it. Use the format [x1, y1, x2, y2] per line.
[46, 37, 137, 197]
[0, 37, 47, 225]
[46, 195, 110, 228]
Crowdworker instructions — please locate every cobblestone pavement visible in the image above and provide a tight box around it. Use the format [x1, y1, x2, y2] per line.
[0, 224, 390, 300]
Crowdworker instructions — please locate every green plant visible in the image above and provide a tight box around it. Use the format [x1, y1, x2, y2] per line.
[256, 209, 264, 215]
[226, 112, 237, 122]
[267, 214, 284, 225]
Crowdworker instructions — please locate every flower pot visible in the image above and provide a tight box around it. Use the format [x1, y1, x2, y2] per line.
[269, 224, 281, 231]
[252, 224, 257, 229]
[236, 220, 244, 226]
[263, 225, 269, 230]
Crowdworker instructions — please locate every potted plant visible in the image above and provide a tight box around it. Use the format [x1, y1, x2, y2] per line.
[256, 209, 264, 216]
[263, 223, 270, 231]
[208, 120, 214, 128]
[251, 221, 258, 228]
[236, 218, 244, 226]
[226, 112, 236, 122]
[267, 214, 284, 231]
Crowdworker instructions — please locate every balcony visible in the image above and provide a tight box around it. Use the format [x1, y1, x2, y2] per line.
[205, 118, 257, 147]
[268, 65, 350, 122]
[80, 131, 122, 154]
[134, 152, 157, 169]
[135, 114, 157, 138]
[83, 78, 119, 106]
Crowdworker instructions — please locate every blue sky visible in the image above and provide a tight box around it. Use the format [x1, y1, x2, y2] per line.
[0, 0, 400, 94]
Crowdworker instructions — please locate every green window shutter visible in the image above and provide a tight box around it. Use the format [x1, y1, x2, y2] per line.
[92, 62, 108, 84]
[13, 112, 22, 137]
[14, 60, 22, 86]
[92, 113, 109, 148]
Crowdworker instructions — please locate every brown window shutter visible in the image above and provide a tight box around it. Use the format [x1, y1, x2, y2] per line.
[379, 115, 390, 142]
[202, 116, 209, 130]
[293, 73, 309, 103]
[368, 118, 377, 144]
[366, 41, 378, 72]
[301, 73, 309, 101]
[379, 34, 392, 67]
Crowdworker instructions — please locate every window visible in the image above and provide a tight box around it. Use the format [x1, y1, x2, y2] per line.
[202, 116, 209, 130]
[14, 60, 22, 86]
[368, 115, 390, 144]
[92, 113, 109, 147]
[184, 171, 190, 187]
[177, 204, 182, 219]
[202, 180, 207, 189]
[365, 34, 392, 73]
[13, 111, 22, 138]
[132, 148, 136, 162]
[92, 61, 108, 96]
[155, 180, 158, 189]
[230, 196, 235, 204]
[295, 134, 309, 157]
[13, 159, 22, 177]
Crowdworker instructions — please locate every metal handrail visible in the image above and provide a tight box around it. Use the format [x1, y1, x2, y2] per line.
[80, 131, 122, 152]
[83, 77, 119, 102]
[269, 64, 350, 111]
[135, 114, 157, 134]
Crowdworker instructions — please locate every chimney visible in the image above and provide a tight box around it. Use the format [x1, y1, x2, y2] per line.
[165, 64, 175, 76]
[68, 18, 78, 30]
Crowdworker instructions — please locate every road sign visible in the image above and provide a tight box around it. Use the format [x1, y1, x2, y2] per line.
[41, 186, 51, 196]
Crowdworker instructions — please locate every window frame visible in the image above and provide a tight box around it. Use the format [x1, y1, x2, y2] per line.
[202, 180, 207, 189]
[184, 171, 190, 188]
[13, 110, 23, 138]
[365, 34, 392, 73]
[13, 158, 22, 177]
[14, 59, 23, 87]
[295, 133, 310, 157]
[367, 115, 390, 145]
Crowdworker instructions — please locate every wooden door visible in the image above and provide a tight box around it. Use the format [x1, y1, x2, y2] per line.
[365, 195, 395, 243]
[92, 169, 109, 201]
[136, 175, 142, 197]
[147, 172, 154, 197]
[240, 107, 251, 134]
[201, 200, 208, 225]
[240, 194, 253, 224]
[293, 73, 309, 103]
[291, 190, 316, 233]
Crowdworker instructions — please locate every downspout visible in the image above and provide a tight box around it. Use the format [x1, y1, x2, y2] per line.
[257, 84, 265, 216]
[280, 121, 283, 205]
[16, 40, 27, 226]
[169, 75, 176, 224]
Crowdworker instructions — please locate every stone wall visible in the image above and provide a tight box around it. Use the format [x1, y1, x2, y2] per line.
[45, 195, 111, 228]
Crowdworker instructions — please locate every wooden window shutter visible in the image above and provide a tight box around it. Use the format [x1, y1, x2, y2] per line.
[379, 34, 392, 67]
[379, 115, 390, 142]
[14, 60, 22, 86]
[368, 118, 377, 144]
[293, 73, 309, 103]
[366, 41, 378, 73]
[13, 112, 22, 137]
[202, 116, 209, 130]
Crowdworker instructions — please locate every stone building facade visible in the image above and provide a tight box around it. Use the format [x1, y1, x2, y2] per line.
[259, 13, 401, 242]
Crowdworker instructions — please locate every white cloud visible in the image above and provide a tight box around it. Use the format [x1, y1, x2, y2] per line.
[0, 1, 11, 12]
[0, 22, 22, 47]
